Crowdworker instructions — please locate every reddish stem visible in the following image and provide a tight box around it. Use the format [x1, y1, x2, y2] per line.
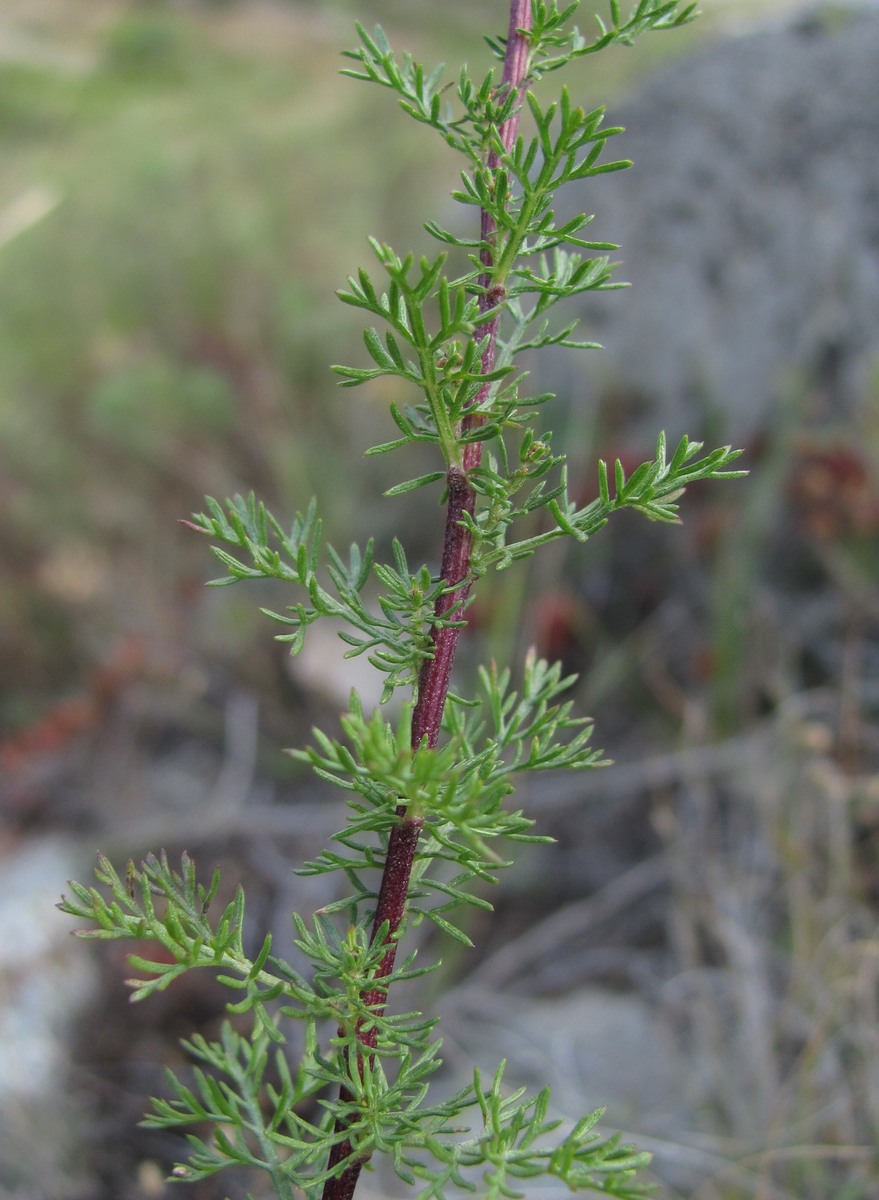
[321, 7, 532, 1197]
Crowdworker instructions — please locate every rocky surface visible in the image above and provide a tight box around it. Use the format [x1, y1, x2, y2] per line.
[0, 840, 97, 1199]
[548, 2, 879, 447]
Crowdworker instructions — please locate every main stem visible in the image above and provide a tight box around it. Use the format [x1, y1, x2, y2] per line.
[321, 7, 532, 1198]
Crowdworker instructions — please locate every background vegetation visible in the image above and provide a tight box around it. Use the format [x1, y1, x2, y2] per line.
[0, 0, 782, 725]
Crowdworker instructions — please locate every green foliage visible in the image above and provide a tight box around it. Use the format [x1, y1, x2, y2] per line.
[293, 651, 604, 942]
[398, 1062, 652, 1200]
[467, 431, 743, 573]
[59, 848, 649, 1198]
[187, 429, 742, 702]
[186, 492, 448, 701]
[60, 3, 744, 1198]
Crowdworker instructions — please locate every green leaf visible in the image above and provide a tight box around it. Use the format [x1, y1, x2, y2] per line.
[384, 472, 446, 497]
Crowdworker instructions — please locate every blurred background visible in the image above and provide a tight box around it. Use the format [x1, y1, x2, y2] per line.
[1, 1, 878, 1197]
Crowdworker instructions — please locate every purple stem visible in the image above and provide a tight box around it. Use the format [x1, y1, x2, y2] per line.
[321, 7, 532, 1198]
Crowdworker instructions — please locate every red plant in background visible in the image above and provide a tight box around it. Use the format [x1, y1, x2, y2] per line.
[787, 440, 879, 541]
[0, 636, 146, 779]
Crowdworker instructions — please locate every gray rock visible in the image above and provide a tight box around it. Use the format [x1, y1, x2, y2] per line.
[548, 3, 879, 446]
[0, 839, 98, 1198]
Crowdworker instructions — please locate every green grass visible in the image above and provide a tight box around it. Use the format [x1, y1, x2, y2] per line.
[0, 3, 455, 715]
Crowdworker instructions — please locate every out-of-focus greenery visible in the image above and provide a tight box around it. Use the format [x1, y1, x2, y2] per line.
[0, 1, 669, 722]
[0, 2, 454, 719]
[0, 0, 785, 723]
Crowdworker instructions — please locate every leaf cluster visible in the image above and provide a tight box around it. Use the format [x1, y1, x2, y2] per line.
[399, 1062, 652, 1200]
[468, 431, 745, 573]
[186, 492, 451, 701]
[63, 852, 647, 1200]
[346, 3, 698, 156]
[58, 852, 313, 1030]
[335, 41, 634, 473]
[295, 649, 603, 944]
[145, 1024, 653, 1200]
[59, 852, 441, 1046]
[334, 239, 510, 469]
[490, 1, 698, 76]
[58, 643, 620, 1190]
[185, 437, 742, 708]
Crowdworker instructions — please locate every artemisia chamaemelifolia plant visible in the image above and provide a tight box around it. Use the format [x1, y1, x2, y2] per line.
[61, 4, 743, 1198]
